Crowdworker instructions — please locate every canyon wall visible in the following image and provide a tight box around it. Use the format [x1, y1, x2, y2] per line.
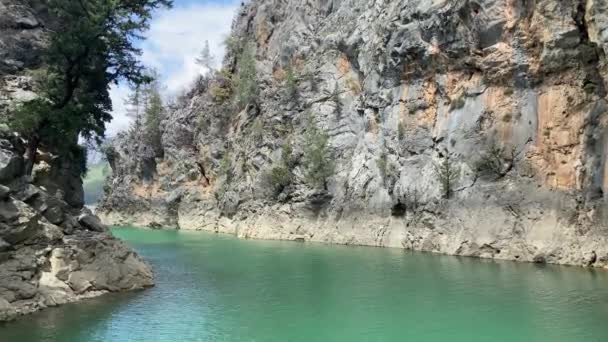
[100, 0, 608, 267]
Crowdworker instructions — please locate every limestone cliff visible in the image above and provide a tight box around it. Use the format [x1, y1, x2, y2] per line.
[0, 0, 153, 321]
[100, 0, 608, 267]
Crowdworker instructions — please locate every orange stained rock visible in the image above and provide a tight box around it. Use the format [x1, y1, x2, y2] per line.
[533, 86, 585, 190]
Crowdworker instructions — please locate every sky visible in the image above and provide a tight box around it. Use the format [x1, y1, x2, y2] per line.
[106, 0, 241, 135]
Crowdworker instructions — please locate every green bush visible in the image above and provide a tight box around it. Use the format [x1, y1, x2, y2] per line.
[303, 116, 334, 189]
[449, 94, 466, 111]
[377, 152, 388, 180]
[284, 63, 299, 102]
[264, 142, 295, 198]
[398, 122, 406, 141]
[475, 142, 519, 179]
[251, 119, 264, 144]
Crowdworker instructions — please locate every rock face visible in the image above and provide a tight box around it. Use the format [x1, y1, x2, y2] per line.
[0, 0, 154, 322]
[0, 133, 153, 322]
[100, 0, 608, 268]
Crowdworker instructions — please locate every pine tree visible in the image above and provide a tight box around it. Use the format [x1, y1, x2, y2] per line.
[435, 151, 460, 199]
[303, 116, 334, 190]
[144, 81, 164, 157]
[125, 69, 164, 157]
[9, 0, 172, 175]
[195, 40, 215, 72]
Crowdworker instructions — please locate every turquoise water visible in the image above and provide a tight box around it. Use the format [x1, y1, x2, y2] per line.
[1, 227, 608, 342]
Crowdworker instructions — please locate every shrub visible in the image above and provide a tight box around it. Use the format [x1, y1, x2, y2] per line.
[303, 116, 334, 189]
[224, 35, 244, 56]
[398, 122, 406, 141]
[377, 152, 388, 180]
[284, 63, 298, 102]
[449, 94, 466, 111]
[264, 142, 295, 198]
[216, 152, 234, 198]
[251, 119, 264, 144]
[377, 151, 398, 190]
[209, 83, 231, 104]
[475, 141, 519, 179]
[331, 83, 342, 115]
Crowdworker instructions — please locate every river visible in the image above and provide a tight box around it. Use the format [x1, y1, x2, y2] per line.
[1, 227, 607, 341]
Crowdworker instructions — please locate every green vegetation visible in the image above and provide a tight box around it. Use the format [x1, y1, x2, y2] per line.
[377, 152, 389, 181]
[251, 119, 264, 144]
[331, 83, 342, 115]
[449, 94, 466, 111]
[475, 142, 519, 179]
[195, 40, 215, 71]
[303, 116, 334, 190]
[435, 151, 459, 199]
[216, 152, 234, 200]
[284, 63, 298, 102]
[72, 145, 89, 177]
[398, 122, 406, 141]
[83, 161, 111, 205]
[265, 142, 295, 197]
[234, 43, 258, 109]
[126, 69, 164, 156]
[8, 0, 171, 175]
[210, 83, 232, 104]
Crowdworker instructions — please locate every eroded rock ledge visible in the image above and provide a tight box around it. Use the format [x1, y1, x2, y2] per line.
[0, 133, 153, 322]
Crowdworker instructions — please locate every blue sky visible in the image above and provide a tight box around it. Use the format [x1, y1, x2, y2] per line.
[106, 0, 242, 135]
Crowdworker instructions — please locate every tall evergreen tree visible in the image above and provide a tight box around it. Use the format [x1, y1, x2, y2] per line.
[9, 0, 172, 175]
[124, 69, 164, 157]
[143, 74, 164, 157]
[195, 40, 215, 72]
[303, 116, 334, 190]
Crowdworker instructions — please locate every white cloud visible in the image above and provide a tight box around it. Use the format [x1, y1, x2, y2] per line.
[107, 1, 239, 136]
[107, 84, 132, 134]
[142, 2, 238, 94]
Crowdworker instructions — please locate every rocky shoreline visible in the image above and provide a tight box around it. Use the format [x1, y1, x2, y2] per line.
[0, 133, 153, 322]
[99, 187, 606, 269]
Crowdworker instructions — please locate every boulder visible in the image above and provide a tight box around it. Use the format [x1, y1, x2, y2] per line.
[0, 297, 15, 322]
[78, 213, 108, 232]
[0, 237, 10, 252]
[0, 185, 11, 200]
[0, 143, 23, 183]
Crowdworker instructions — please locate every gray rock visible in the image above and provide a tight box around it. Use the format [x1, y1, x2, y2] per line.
[78, 213, 108, 232]
[0, 146, 23, 183]
[0, 237, 10, 252]
[0, 185, 10, 200]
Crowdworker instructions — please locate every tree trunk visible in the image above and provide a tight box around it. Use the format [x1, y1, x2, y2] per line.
[24, 134, 39, 176]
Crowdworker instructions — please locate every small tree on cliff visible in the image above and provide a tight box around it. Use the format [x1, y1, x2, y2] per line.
[125, 69, 164, 157]
[434, 150, 460, 199]
[9, 0, 172, 175]
[233, 42, 257, 109]
[195, 40, 215, 72]
[144, 84, 164, 157]
[303, 116, 334, 190]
